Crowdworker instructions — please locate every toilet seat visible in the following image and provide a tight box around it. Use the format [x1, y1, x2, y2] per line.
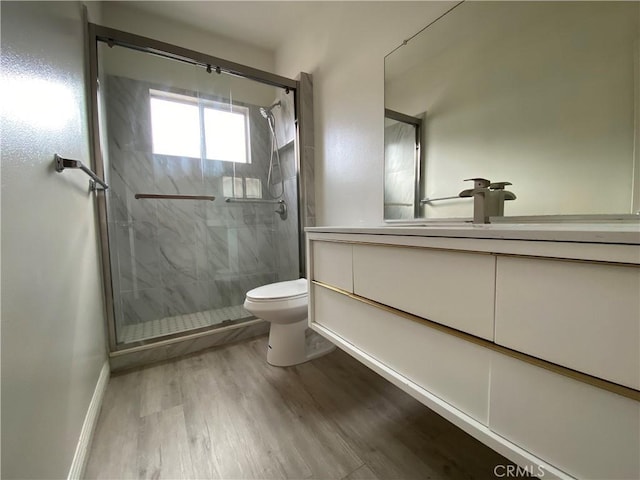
[243, 277, 334, 366]
[246, 278, 307, 302]
[244, 278, 308, 325]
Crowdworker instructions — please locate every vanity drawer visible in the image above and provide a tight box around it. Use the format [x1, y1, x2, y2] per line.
[311, 284, 492, 424]
[352, 244, 496, 340]
[311, 241, 353, 292]
[489, 353, 640, 479]
[495, 257, 640, 389]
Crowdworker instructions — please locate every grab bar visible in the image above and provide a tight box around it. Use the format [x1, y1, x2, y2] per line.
[54, 154, 109, 191]
[420, 195, 467, 204]
[135, 193, 215, 201]
[226, 197, 288, 220]
[224, 198, 281, 204]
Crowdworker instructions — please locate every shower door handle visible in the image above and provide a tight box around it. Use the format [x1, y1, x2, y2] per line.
[134, 194, 216, 201]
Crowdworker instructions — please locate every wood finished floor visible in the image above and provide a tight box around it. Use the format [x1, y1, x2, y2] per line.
[86, 336, 512, 480]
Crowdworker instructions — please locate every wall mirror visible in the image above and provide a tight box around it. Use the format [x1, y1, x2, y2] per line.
[384, 1, 640, 221]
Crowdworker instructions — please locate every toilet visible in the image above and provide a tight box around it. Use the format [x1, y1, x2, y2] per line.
[244, 278, 334, 366]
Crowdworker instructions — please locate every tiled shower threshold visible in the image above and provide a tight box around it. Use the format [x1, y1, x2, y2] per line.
[119, 304, 253, 344]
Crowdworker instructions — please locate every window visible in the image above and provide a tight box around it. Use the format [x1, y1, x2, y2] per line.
[149, 90, 251, 163]
[203, 108, 248, 163]
[149, 95, 200, 158]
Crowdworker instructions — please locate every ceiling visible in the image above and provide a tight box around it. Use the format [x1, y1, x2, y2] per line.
[115, 1, 334, 52]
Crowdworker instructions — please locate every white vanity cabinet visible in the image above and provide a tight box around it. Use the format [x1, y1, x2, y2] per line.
[313, 284, 493, 423]
[495, 256, 640, 390]
[489, 352, 640, 480]
[352, 244, 496, 340]
[307, 226, 640, 480]
[311, 240, 353, 292]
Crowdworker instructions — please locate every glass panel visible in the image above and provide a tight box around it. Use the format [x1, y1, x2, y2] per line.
[222, 176, 244, 198]
[384, 116, 418, 220]
[150, 96, 200, 158]
[194, 63, 300, 312]
[245, 178, 262, 199]
[203, 107, 248, 162]
[97, 41, 299, 347]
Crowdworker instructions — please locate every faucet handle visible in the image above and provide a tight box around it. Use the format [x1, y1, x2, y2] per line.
[464, 178, 491, 188]
[489, 181, 512, 190]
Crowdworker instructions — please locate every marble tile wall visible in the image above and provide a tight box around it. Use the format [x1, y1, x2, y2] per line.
[104, 75, 301, 338]
[297, 73, 316, 274]
[272, 88, 301, 280]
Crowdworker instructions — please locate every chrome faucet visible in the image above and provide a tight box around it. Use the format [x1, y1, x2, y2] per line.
[459, 178, 516, 224]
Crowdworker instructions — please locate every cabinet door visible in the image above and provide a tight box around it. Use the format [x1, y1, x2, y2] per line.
[311, 241, 353, 292]
[490, 353, 640, 480]
[495, 257, 640, 389]
[312, 285, 492, 424]
[353, 244, 496, 340]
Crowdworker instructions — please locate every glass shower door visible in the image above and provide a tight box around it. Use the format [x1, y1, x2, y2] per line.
[97, 41, 299, 346]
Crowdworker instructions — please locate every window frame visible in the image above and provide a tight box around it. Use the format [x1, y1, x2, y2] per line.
[149, 89, 252, 164]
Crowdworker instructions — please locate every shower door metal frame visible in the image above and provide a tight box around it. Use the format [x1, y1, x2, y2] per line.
[86, 23, 306, 353]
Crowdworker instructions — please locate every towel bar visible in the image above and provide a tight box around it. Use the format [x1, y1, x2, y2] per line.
[54, 154, 109, 191]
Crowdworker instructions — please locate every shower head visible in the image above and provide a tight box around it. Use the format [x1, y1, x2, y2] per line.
[260, 100, 281, 119]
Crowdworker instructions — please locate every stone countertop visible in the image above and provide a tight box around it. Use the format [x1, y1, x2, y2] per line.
[306, 222, 640, 245]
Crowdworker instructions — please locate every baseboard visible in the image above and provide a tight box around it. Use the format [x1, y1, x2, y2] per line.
[67, 360, 110, 480]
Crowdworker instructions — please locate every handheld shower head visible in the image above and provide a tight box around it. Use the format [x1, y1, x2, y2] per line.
[261, 100, 284, 200]
[259, 107, 270, 119]
[260, 100, 281, 120]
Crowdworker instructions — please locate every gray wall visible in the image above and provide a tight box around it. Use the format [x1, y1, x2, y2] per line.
[1, 2, 108, 478]
[104, 75, 299, 333]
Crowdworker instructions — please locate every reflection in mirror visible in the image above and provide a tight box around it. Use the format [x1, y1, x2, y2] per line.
[384, 109, 422, 219]
[384, 1, 640, 221]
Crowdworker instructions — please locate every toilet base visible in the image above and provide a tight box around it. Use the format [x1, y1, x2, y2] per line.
[266, 319, 335, 367]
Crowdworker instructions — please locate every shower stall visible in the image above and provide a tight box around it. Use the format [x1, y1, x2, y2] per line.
[88, 25, 312, 356]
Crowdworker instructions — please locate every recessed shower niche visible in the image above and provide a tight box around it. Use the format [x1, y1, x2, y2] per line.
[91, 26, 306, 349]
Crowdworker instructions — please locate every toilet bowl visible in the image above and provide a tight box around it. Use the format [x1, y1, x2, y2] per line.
[244, 278, 334, 366]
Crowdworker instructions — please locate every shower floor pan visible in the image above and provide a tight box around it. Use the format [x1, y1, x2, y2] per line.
[120, 304, 254, 344]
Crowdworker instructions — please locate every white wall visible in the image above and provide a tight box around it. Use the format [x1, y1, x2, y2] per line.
[1, 2, 108, 478]
[275, 2, 456, 225]
[98, 2, 280, 143]
[100, 2, 275, 74]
